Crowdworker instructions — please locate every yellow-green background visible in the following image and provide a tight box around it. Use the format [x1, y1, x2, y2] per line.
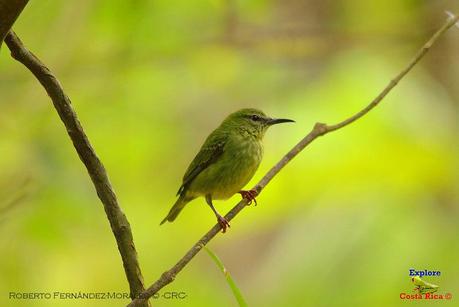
[1, 1, 458, 306]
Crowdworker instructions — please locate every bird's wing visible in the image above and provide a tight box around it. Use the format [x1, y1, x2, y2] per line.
[177, 130, 226, 196]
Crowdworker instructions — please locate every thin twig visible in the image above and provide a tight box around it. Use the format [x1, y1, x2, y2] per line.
[4, 31, 149, 307]
[129, 12, 459, 306]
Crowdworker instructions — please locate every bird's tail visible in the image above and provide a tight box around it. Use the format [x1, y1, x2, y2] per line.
[160, 195, 191, 225]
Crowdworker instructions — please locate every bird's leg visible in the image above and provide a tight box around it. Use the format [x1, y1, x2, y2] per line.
[205, 194, 230, 233]
[238, 189, 258, 206]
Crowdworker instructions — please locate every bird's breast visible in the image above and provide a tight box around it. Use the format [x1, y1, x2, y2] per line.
[214, 138, 263, 198]
[213, 138, 263, 199]
[188, 136, 263, 200]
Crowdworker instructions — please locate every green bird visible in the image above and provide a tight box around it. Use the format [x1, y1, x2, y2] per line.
[160, 108, 294, 232]
[411, 276, 439, 294]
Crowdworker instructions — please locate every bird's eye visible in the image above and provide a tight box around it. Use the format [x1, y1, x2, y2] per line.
[250, 115, 261, 121]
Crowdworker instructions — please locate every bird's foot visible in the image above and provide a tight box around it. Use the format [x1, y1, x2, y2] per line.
[238, 189, 258, 206]
[216, 214, 230, 233]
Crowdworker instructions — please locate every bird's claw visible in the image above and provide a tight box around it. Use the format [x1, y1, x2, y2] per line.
[217, 215, 230, 233]
[238, 189, 258, 206]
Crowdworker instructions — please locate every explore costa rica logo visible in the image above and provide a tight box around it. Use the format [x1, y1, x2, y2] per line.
[399, 268, 452, 301]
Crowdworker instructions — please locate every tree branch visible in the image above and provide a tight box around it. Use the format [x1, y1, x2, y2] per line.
[129, 12, 459, 306]
[0, 0, 28, 48]
[4, 31, 149, 307]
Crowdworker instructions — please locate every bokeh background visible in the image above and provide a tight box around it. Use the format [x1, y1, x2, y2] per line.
[1, 0, 459, 306]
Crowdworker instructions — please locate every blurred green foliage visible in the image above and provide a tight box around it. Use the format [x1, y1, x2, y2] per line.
[1, 1, 458, 306]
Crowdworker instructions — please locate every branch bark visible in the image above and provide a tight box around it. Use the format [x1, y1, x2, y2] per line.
[0, 0, 28, 48]
[128, 12, 459, 306]
[4, 31, 149, 307]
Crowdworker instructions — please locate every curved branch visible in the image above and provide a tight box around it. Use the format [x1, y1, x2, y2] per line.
[129, 12, 459, 306]
[4, 31, 149, 307]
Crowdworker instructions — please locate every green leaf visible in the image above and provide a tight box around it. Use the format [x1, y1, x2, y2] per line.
[204, 246, 249, 307]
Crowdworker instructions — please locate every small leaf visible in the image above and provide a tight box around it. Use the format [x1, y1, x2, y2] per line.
[204, 246, 248, 307]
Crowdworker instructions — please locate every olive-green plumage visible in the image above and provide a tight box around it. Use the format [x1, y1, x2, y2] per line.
[411, 276, 439, 294]
[160, 108, 293, 227]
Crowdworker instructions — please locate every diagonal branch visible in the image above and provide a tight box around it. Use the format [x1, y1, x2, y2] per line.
[4, 31, 149, 307]
[129, 12, 459, 306]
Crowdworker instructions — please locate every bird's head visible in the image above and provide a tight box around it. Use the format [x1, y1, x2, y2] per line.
[412, 276, 422, 286]
[222, 108, 294, 139]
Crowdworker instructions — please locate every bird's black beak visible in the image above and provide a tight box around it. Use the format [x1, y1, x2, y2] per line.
[267, 118, 295, 126]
